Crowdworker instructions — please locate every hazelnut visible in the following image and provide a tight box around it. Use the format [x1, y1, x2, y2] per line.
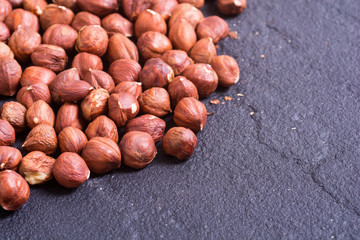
[81, 88, 109, 121]
[137, 31, 172, 60]
[7, 0, 23, 8]
[16, 83, 51, 109]
[182, 63, 218, 98]
[0, 0, 12, 22]
[76, 25, 108, 57]
[31, 44, 68, 73]
[43, 24, 78, 52]
[0, 119, 15, 146]
[113, 81, 142, 99]
[139, 58, 174, 89]
[102, 13, 133, 37]
[85, 115, 118, 142]
[77, 0, 118, 18]
[8, 26, 41, 63]
[125, 114, 166, 143]
[168, 3, 204, 29]
[19, 151, 56, 185]
[0, 58, 22, 96]
[0, 101, 26, 132]
[178, 0, 204, 8]
[20, 66, 56, 87]
[161, 50, 194, 75]
[189, 37, 217, 64]
[53, 0, 79, 12]
[40, 4, 74, 30]
[0, 146, 22, 171]
[53, 152, 90, 189]
[72, 52, 103, 79]
[71, 11, 101, 32]
[120, 131, 156, 169]
[122, 0, 153, 21]
[108, 59, 141, 84]
[107, 33, 139, 63]
[0, 22, 10, 42]
[135, 9, 167, 38]
[163, 127, 197, 160]
[150, 0, 178, 21]
[108, 92, 140, 127]
[196, 16, 229, 43]
[138, 87, 171, 117]
[58, 127, 87, 153]
[22, 124, 57, 155]
[218, 0, 247, 15]
[83, 69, 115, 94]
[0, 42, 14, 59]
[173, 97, 207, 132]
[211, 55, 240, 87]
[169, 20, 197, 52]
[0, 170, 30, 211]
[5, 9, 39, 33]
[55, 102, 85, 133]
[81, 137, 121, 174]
[168, 76, 199, 107]
[23, 0, 47, 16]
[25, 100, 55, 128]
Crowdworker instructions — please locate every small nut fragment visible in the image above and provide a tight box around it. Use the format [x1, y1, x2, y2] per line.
[0, 0, 12, 22]
[173, 97, 207, 132]
[5, 8, 39, 33]
[22, 124, 58, 155]
[125, 114, 166, 143]
[71, 11, 101, 32]
[16, 83, 51, 109]
[31, 44, 68, 73]
[0, 42, 14, 58]
[189, 37, 217, 64]
[58, 127, 88, 153]
[137, 31, 172, 60]
[0, 119, 15, 146]
[138, 87, 171, 117]
[0, 101, 27, 133]
[218, 0, 247, 15]
[77, 0, 118, 18]
[83, 69, 115, 94]
[85, 115, 118, 142]
[43, 24, 78, 52]
[0, 58, 22, 96]
[169, 20, 197, 52]
[72, 52, 103, 79]
[161, 50, 194, 75]
[81, 88, 109, 121]
[108, 92, 140, 127]
[122, 0, 152, 21]
[40, 4, 74, 30]
[178, 0, 204, 8]
[135, 9, 167, 38]
[163, 127, 197, 160]
[55, 102, 85, 133]
[26, 100, 55, 129]
[76, 25, 108, 57]
[149, 0, 178, 21]
[139, 58, 174, 89]
[196, 16, 229, 43]
[108, 59, 141, 84]
[20, 66, 56, 87]
[23, 0, 47, 16]
[102, 13, 133, 37]
[211, 55, 240, 87]
[0, 146, 22, 171]
[168, 76, 199, 107]
[107, 33, 139, 63]
[113, 81, 142, 99]
[168, 3, 204, 29]
[0, 22, 10, 42]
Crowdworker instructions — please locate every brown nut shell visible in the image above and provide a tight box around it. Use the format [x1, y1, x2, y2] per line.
[135, 9, 167, 38]
[83, 69, 115, 94]
[22, 124, 57, 155]
[125, 114, 166, 143]
[16, 83, 51, 109]
[107, 33, 139, 63]
[76, 25, 108, 57]
[0, 0, 12, 22]
[26, 100, 55, 129]
[122, 0, 152, 21]
[173, 97, 207, 132]
[0, 58, 22, 96]
[108, 92, 140, 127]
[169, 20, 197, 52]
[108, 59, 141, 84]
[8, 27, 41, 63]
[31, 44, 68, 73]
[43, 24, 78, 52]
[71, 11, 101, 32]
[102, 13, 133, 37]
[85, 115, 118, 143]
[168, 3, 204, 29]
[5, 9, 39, 33]
[168, 76, 199, 108]
[23, 0, 47, 16]
[81, 88, 109, 121]
[58, 127, 88, 154]
[211, 55, 240, 87]
[40, 4, 74, 30]
[189, 37, 217, 64]
[53, 0, 79, 12]
[0, 101, 26, 133]
[150, 0, 178, 21]
[77, 0, 118, 18]
[163, 127, 197, 160]
[49, 68, 80, 104]
[0, 119, 15, 146]
[20, 66, 56, 87]
[196, 16, 229, 43]
[55, 102, 85, 133]
[72, 52, 103, 79]
[178, 0, 204, 8]
[138, 87, 171, 117]
[218, 0, 247, 15]
[0, 146, 22, 171]
[139, 58, 174, 89]
[0, 42, 14, 58]
[161, 50, 194, 76]
[113, 81, 142, 99]
[137, 31, 172, 60]
[0, 22, 10, 42]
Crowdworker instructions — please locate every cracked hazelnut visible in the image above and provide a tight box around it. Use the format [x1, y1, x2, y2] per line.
[0, 170, 30, 211]
[211, 55, 240, 87]
[16, 83, 51, 109]
[0, 58, 22, 96]
[113, 81, 142, 99]
[137, 31, 172, 60]
[108, 59, 141, 84]
[107, 33, 139, 63]
[139, 58, 174, 89]
[82, 137, 121, 174]
[83, 69, 115, 94]
[20, 66, 56, 87]
[138, 87, 171, 117]
[168, 76, 199, 107]
[71, 11, 100, 32]
[0, 101, 26, 132]
[43, 24, 78, 52]
[19, 151, 56, 185]
[150, 0, 178, 21]
[169, 20, 197, 52]
[135, 9, 167, 38]
[168, 3, 204, 29]
[0, 42, 14, 58]
[178, 0, 204, 8]
[31, 44, 68, 73]
[85, 115, 118, 142]
[26, 100, 55, 128]
[81, 88, 109, 121]
[23, 0, 47, 16]
[125, 114, 166, 143]
[55, 102, 85, 133]
[0, 146, 22, 171]
[58, 126, 87, 153]
[40, 4, 74, 30]
[0, 119, 15, 146]
[173, 97, 207, 132]
[163, 127, 197, 160]
[53, 152, 90, 189]
[22, 124, 57, 155]
[218, 0, 247, 15]
[122, 0, 152, 21]
[161, 50, 194, 75]
[108, 92, 140, 127]
[0, 22, 10, 42]
[5, 9, 39, 33]
[196, 16, 229, 43]
[0, 0, 12, 22]
[102, 13, 133, 37]
[53, 0, 79, 12]
[189, 37, 217, 64]
[76, 25, 108, 57]
[72, 52, 103, 79]
[77, 0, 118, 18]
[120, 131, 156, 169]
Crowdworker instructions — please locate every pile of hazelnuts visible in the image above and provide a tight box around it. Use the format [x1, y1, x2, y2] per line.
[0, 0, 246, 211]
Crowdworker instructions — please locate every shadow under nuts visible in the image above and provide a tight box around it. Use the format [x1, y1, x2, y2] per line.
[108, 92, 140, 127]
[22, 124, 58, 155]
[0, 119, 16, 146]
[0, 101, 27, 133]
[163, 127, 197, 161]
[173, 97, 207, 132]
[0, 146, 22, 171]
[138, 87, 171, 117]
[85, 115, 118, 143]
[125, 114, 166, 143]
[58, 127, 88, 154]
[26, 100, 55, 129]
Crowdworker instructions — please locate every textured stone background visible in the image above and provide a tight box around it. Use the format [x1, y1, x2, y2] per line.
[1, 0, 359, 239]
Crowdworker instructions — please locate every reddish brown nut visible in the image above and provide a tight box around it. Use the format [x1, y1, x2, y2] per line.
[108, 59, 141, 84]
[107, 33, 139, 63]
[22, 124, 57, 155]
[218, 0, 247, 15]
[139, 58, 174, 89]
[53, 152, 90, 189]
[102, 13, 133, 37]
[72, 52, 103, 79]
[168, 76, 199, 107]
[20, 66, 56, 87]
[83, 69, 115, 94]
[43, 24, 78, 52]
[19, 151, 56, 185]
[161, 50, 194, 75]
[8, 27, 41, 63]
[76, 25, 108, 57]
[0, 170, 30, 211]
[189, 37, 217, 64]
[40, 4, 74, 30]
[81, 89, 109, 121]
[55, 102, 85, 133]
[169, 20, 197, 52]
[0, 119, 16, 146]
[53, 0, 79, 12]
[23, 0, 47, 16]
[0, 57, 22, 96]
[7, 0, 23, 8]
[168, 3, 204, 29]
[49, 68, 80, 104]
[71, 11, 100, 31]
[135, 9, 166, 38]
[77, 0, 118, 18]
[163, 127, 197, 160]
[173, 97, 207, 132]
[16, 83, 51, 109]
[137, 31, 172, 60]
[0, 42, 14, 58]
[25, 100, 55, 129]
[138, 87, 171, 117]
[5, 9, 39, 33]
[125, 114, 166, 143]
[178, 0, 204, 8]
[85, 115, 118, 142]
[150, 0, 178, 21]
[120, 131, 156, 169]
[58, 127, 88, 153]
[0, 146, 22, 171]
[122, 0, 152, 21]
[0, 101, 26, 132]
[0, 0, 12, 22]
[0, 22, 10, 42]
[82, 137, 121, 174]
[31, 44, 68, 73]
[211, 55, 240, 87]
[113, 81, 142, 99]
[196, 16, 229, 43]
[108, 92, 140, 127]
[182, 63, 218, 98]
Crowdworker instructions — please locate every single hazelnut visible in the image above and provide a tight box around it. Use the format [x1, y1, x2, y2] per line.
[163, 127, 197, 160]
[137, 31, 172, 60]
[77, 0, 118, 18]
[107, 33, 139, 63]
[16, 83, 51, 109]
[5, 9, 39, 33]
[150, 0, 178, 21]
[0, 146, 22, 171]
[81, 88, 109, 121]
[0, 119, 15, 146]
[53, 152, 90, 189]
[108, 92, 140, 127]
[20, 66, 56, 87]
[0, 42, 14, 59]
[58, 127, 87, 153]
[22, 124, 57, 155]
[71, 11, 101, 32]
[0, 170, 30, 211]
[173, 97, 207, 132]
[139, 58, 174, 89]
[169, 20, 197, 52]
[135, 9, 167, 38]
[85, 115, 118, 142]
[168, 76, 199, 108]
[0, 101, 26, 132]
[19, 151, 56, 185]
[161, 50, 194, 75]
[102, 13, 133, 37]
[55, 102, 85, 133]
[178, 0, 204, 8]
[113, 81, 142, 99]
[43, 24, 78, 52]
[23, 0, 47, 16]
[0, 0, 12, 22]
[218, 0, 247, 15]
[31, 44, 68, 73]
[182, 63, 218, 98]
[122, 0, 153, 21]
[168, 3, 204, 29]
[211, 55, 240, 87]
[108, 59, 141, 84]
[76, 25, 108, 57]
[196, 16, 229, 43]
[7, 0, 23, 8]
[0, 22, 10, 42]
[125, 114, 166, 143]
[189, 37, 217, 64]
[81, 137, 121, 174]
[120, 131, 156, 169]
[25, 100, 55, 128]
[138, 87, 171, 117]
[40, 4, 74, 30]
[53, 0, 79, 12]
[72, 52, 103, 79]
[83, 69, 115, 94]
[0, 58, 22, 96]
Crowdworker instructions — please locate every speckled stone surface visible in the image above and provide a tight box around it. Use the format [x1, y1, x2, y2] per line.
[1, 0, 360, 239]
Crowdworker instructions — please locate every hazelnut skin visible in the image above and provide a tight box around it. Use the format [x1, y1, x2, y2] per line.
[7, 0, 23, 8]
[120, 131, 157, 169]
[108, 59, 141, 84]
[81, 137, 121, 174]
[135, 9, 167, 38]
[0, 146, 22, 171]
[83, 69, 115, 94]
[71, 11, 101, 32]
[40, 4, 74, 30]
[218, 0, 247, 15]
[189, 37, 217, 64]
[163, 127, 197, 160]
[122, 0, 153, 21]
[16, 83, 51, 109]
[108, 92, 140, 127]
[72, 52, 103, 79]
[0, 0, 12, 22]
[0, 58, 22, 96]
[168, 76, 199, 108]
[196, 16, 229, 44]
[139, 58, 174, 90]
[107, 33, 139, 63]
[23, 0, 47, 16]
[85, 115, 118, 142]
[178, 0, 204, 8]
[0, 119, 15, 146]
[161, 50, 194, 75]
[25, 100, 55, 129]
[31, 44, 68, 73]
[137, 31, 172, 60]
[81, 88, 110, 121]
[53, 152, 90, 189]
[0, 101, 27, 133]
[138, 87, 171, 117]
[20, 66, 56, 87]
[150, 0, 178, 21]
[5, 9, 39, 33]
[169, 20, 197, 52]
[211, 55, 240, 87]
[22, 124, 58, 155]
[53, 0, 79, 12]
[0, 170, 30, 211]
[58, 127, 88, 154]
[19, 151, 56, 185]
[168, 3, 204, 29]
[55, 102, 85, 133]
[43, 24, 78, 52]
[125, 114, 166, 143]
[0, 42, 14, 58]
[0, 22, 10, 42]
[77, 0, 118, 18]
[113, 81, 142, 99]
[102, 13, 133, 37]
[173, 97, 207, 132]
[76, 25, 108, 57]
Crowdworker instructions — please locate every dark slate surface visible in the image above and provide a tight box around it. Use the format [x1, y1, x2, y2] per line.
[1, 0, 360, 239]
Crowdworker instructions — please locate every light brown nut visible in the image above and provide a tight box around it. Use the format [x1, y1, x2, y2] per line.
[0, 101, 27, 133]
[107, 33, 139, 63]
[138, 87, 171, 117]
[58, 127, 88, 154]
[22, 124, 57, 155]
[163, 127, 197, 160]
[85, 115, 118, 143]
[173, 97, 207, 132]
[40, 4, 74, 30]
[55, 102, 85, 133]
[71, 11, 101, 32]
[16, 83, 51, 109]
[0, 146, 22, 171]
[0, 58, 22, 96]
[137, 31, 172, 60]
[102, 13, 133, 37]
[125, 114, 166, 143]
